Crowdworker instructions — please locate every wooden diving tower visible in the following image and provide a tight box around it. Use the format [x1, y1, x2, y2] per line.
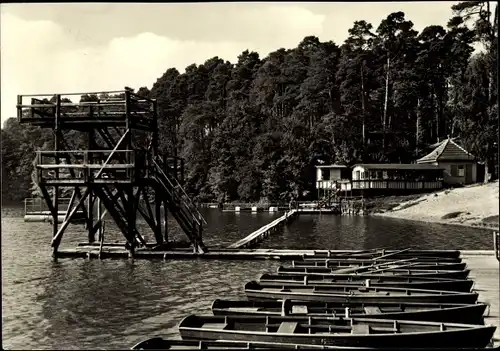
[17, 88, 207, 257]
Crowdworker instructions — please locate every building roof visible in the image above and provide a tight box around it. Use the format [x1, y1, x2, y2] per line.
[353, 164, 444, 171]
[425, 137, 460, 149]
[417, 138, 476, 163]
[315, 164, 348, 169]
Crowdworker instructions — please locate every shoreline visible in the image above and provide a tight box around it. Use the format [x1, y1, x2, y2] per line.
[372, 212, 499, 232]
[373, 181, 499, 232]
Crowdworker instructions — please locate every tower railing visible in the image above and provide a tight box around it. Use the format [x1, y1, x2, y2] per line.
[17, 91, 156, 129]
[34, 150, 146, 184]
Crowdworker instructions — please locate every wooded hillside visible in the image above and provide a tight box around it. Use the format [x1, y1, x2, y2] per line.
[2, 2, 498, 203]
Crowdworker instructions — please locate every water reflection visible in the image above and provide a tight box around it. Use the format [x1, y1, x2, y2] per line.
[264, 214, 493, 250]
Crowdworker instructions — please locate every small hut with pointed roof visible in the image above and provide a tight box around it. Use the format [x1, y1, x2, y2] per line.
[416, 137, 478, 185]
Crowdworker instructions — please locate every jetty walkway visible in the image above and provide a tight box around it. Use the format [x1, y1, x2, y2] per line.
[227, 209, 297, 249]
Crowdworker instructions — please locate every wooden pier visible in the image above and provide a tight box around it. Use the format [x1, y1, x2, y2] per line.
[297, 208, 337, 214]
[292, 199, 367, 215]
[57, 246, 314, 260]
[227, 209, 298, 249]
[340, 198, 366, 215]
[461, 251, 500, 347]
[56, 246, 487, 261]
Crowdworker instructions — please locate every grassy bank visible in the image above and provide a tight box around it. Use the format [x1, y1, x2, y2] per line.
[373, 181, 499, 230]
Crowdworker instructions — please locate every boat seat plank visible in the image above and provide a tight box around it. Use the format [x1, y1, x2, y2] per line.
[292, 305, 308, 314]
[351, 324, 370, 335]
[363, 306, 382, 315]
[235, 308, 260, 313]
[203, 323, 227, 330]
[277, 321, 298, 334]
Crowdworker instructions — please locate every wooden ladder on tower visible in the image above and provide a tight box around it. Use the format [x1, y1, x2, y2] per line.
[152, 157, 207, 253]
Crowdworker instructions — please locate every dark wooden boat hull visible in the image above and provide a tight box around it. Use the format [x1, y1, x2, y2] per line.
[179, 315, 495, 348]
[290, 261, 467, 271]
[277, 267, 471, 279]
[211, 299, 487, 324]
[131, 338, 374, 350]
[259, 275, 474, 292]
[180, 326, 495, 348]
[245, 282, 478, 304]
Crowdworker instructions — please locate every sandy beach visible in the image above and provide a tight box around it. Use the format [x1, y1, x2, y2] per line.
[375, 181, 499, 230]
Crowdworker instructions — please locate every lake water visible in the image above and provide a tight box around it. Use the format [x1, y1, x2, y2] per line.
[1, 206, 495, 350]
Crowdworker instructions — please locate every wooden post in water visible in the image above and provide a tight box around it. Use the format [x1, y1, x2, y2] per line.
[97, 197, 102, 242]
[163, 200, 168, 244]
[155, 192, 163, 244]
[127, 186, 136, 256]
[87, 127, 94, 243]
[87, 191, 94, 243]
[52, 94, 61, 257]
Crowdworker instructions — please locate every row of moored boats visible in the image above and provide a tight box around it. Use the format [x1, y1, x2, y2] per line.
[132, 248, 496, 349]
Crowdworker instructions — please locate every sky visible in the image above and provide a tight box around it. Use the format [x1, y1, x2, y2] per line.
[0, 2, 469, 127]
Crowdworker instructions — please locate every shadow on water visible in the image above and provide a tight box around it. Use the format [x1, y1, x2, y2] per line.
[1, 206, 495, 349]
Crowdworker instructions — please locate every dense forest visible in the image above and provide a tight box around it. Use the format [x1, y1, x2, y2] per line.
[2, 2, 498, 204]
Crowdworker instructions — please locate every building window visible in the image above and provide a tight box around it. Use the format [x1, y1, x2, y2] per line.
[355, 170, 360, 180]
[458, 165, 465, 177]
[451, 165, 465, 177]
[321, 169, 330, 180]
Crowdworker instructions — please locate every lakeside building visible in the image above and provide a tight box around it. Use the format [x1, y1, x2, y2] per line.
[315, 163, 445, 198]
[416, 138, 478, 185]
[347, 163, 445, 195]
[315, 164, 350, 199]
[314, 138, 483, 200]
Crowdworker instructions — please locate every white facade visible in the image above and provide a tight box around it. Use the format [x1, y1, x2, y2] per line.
[352, 165, 367, 180]
[316, 167, 343, 182]
[315, 165, 347, 190]
[350, 165, 443, 190]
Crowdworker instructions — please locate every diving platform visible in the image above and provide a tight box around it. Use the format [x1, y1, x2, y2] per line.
[17, 90, 156, 131]
[17, 88, 207, 256]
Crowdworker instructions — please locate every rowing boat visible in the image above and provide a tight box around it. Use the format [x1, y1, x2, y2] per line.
[178, 314, 495, 348]
[131, 338, 374, 349]
[211, 299, 487, 324]
[302, 249, 462, 259]
[289, 260, 467, 271]
[277, 266, 471, 279]
[259, 274, 474, 292]
[245, 281, 478, 304]
[300, 257, 463, 264]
